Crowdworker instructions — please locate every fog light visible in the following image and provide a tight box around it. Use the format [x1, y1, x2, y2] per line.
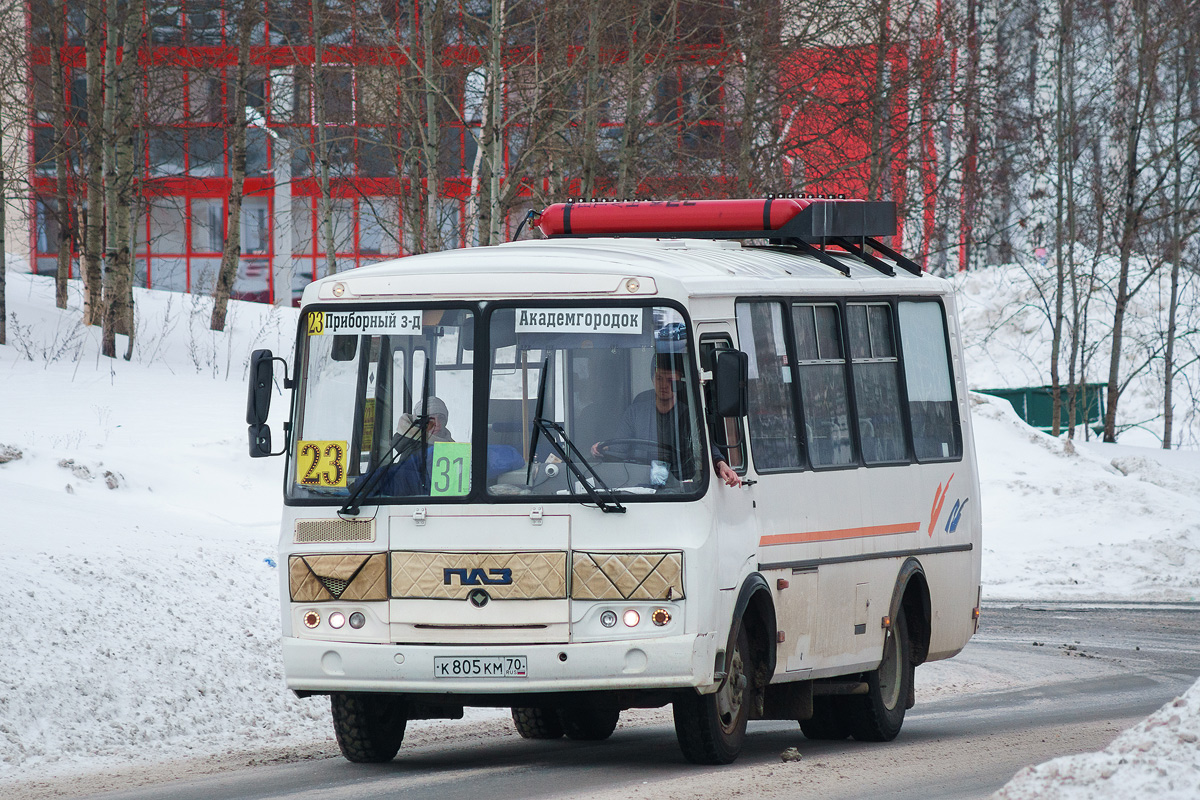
[651, 608, 671, 626]
[623, 609, 640, 627]
[303, 610, 320, 628]
[348, 612, 366, 629]
[329, 612, 346, 629]
[600, 610, 617, 628]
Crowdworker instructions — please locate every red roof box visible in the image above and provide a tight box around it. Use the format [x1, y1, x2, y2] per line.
[537, 197, 892, 242]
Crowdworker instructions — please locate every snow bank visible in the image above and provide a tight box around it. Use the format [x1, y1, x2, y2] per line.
[994, 676, 1200, 799]
[972, 393, 1200, 601]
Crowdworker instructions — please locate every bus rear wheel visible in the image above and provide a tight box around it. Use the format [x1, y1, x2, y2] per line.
[330, 692, 407, 763]
[558, 707, 620, 740]
[799, 696, 852, 740]
[511, 706, 564, 739]
[672, 624, 751, 764]
[847, 607, 913, 742]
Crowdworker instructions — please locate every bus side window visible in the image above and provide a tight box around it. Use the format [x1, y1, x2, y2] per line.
[699, 336, 746, 472]
[847, 303, 907, 464]
[792, 303, 854, 468]
[735, 302, 803, 471]
[898, 301, 963, 461]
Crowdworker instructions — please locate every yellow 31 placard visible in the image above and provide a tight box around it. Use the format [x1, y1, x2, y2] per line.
[296, 440, 348, 488]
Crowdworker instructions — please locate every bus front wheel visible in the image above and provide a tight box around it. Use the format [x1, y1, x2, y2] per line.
[847, 606, 913, 742]
[330, 692, 407, 763]
[672, 624, 751, 764]
[511, 706, 564, 739]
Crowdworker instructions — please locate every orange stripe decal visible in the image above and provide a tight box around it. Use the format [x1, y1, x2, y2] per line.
[759, 522, 921, 547]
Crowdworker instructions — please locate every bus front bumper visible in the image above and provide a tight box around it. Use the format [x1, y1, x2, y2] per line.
[282, 633, 714, 695]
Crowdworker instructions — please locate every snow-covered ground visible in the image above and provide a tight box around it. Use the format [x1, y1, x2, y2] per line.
[1, 267, 1197, 796]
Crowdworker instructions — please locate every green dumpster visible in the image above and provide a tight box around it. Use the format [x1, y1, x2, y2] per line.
[974, 383, 1107, 434]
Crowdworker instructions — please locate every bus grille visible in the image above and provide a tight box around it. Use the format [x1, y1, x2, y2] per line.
[294, 519, 375, 543]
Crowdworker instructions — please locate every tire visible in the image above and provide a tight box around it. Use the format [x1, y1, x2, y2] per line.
[330, 692, 407, 763]
[511, 706, 564, 739]
[799, 696, 852, 740]
[673, 623, 752, 764]
[846, 606, 913, 742]
[558, 708, 620, 741]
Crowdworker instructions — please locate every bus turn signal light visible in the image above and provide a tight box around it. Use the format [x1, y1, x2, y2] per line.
[652, 608, 671, 626]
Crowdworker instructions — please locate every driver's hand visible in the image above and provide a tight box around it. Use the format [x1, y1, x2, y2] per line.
[590, 442, 602, 457]
[716, 461, 742, 487]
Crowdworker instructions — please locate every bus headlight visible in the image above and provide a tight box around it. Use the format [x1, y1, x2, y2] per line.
[600, 610, 618, 628]
[622, 609, 640, 627]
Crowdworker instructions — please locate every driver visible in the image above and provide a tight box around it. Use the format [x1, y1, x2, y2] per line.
[593, 353, 741, 487]
[396, 396, 453, 443]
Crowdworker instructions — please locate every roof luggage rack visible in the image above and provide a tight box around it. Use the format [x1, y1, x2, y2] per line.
[535, 198, 922, 276]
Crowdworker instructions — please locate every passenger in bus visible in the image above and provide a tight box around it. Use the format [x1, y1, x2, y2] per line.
[593, 354, 742, 488]
[396, 396, 454, 444]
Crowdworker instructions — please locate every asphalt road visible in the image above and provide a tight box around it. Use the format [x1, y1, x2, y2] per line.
[62, 604, 1200, 800]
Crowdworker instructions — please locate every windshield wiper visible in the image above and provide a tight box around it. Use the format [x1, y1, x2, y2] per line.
[339, 422, 427, 515]
[340, 363, 433, 516]
[527, 358, 625, 514]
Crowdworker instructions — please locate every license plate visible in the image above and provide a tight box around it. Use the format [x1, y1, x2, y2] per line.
[434, 656, 527, 678]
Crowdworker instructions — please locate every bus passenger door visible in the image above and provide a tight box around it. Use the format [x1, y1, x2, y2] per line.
[698, 329, 757, 590]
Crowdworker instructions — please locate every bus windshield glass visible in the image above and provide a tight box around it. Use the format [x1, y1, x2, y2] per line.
[288, 306, 475, 503]
[486, 304, 705, 500]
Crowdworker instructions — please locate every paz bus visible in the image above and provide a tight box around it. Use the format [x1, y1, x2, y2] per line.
[246, 197, 982, 765]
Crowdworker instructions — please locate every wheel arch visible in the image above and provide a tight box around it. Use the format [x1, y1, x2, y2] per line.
[887, 558, 931, 665]
[726, 572, 777, 684]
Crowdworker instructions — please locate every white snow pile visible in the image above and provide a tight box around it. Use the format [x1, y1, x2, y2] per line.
[972, 393, 1200, 601]
[994, 678, 1200, 799]
[0, 268, 1198, 791]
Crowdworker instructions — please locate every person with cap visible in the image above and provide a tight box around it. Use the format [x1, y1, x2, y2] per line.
[594, 353, 741, 488]
[396, 396, 454, 443]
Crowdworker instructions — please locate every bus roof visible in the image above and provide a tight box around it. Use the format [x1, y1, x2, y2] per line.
[301, 237, 950, 306]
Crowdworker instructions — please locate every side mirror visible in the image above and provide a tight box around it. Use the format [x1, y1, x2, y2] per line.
[248, 423, 272, 458]
[713, 350, 749, 417]
[247, 349, 275, 426]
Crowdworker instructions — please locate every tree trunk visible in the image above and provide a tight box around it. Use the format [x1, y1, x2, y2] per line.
[212, 15, 253, 332]
[101, 0, 139, 359]
[421, 0, 442, 251]
[0, 87, 6, 347]
[83, 0, 105, 326]
[312, 0, 338, 274]
[51, 3, 71, 309]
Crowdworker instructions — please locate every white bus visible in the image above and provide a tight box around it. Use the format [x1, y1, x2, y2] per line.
[246, 197, 981, 765]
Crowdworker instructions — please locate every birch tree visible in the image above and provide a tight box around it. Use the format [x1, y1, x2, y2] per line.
[211, 1, 257, 331]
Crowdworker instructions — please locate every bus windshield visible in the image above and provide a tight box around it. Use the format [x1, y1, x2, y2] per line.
[288, 306, 475, 503]
[485, 304, 705, 500]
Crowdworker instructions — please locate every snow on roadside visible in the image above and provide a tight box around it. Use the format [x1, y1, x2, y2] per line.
[994, 676, 1200, 799]
[972, 393, 1200, 601]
